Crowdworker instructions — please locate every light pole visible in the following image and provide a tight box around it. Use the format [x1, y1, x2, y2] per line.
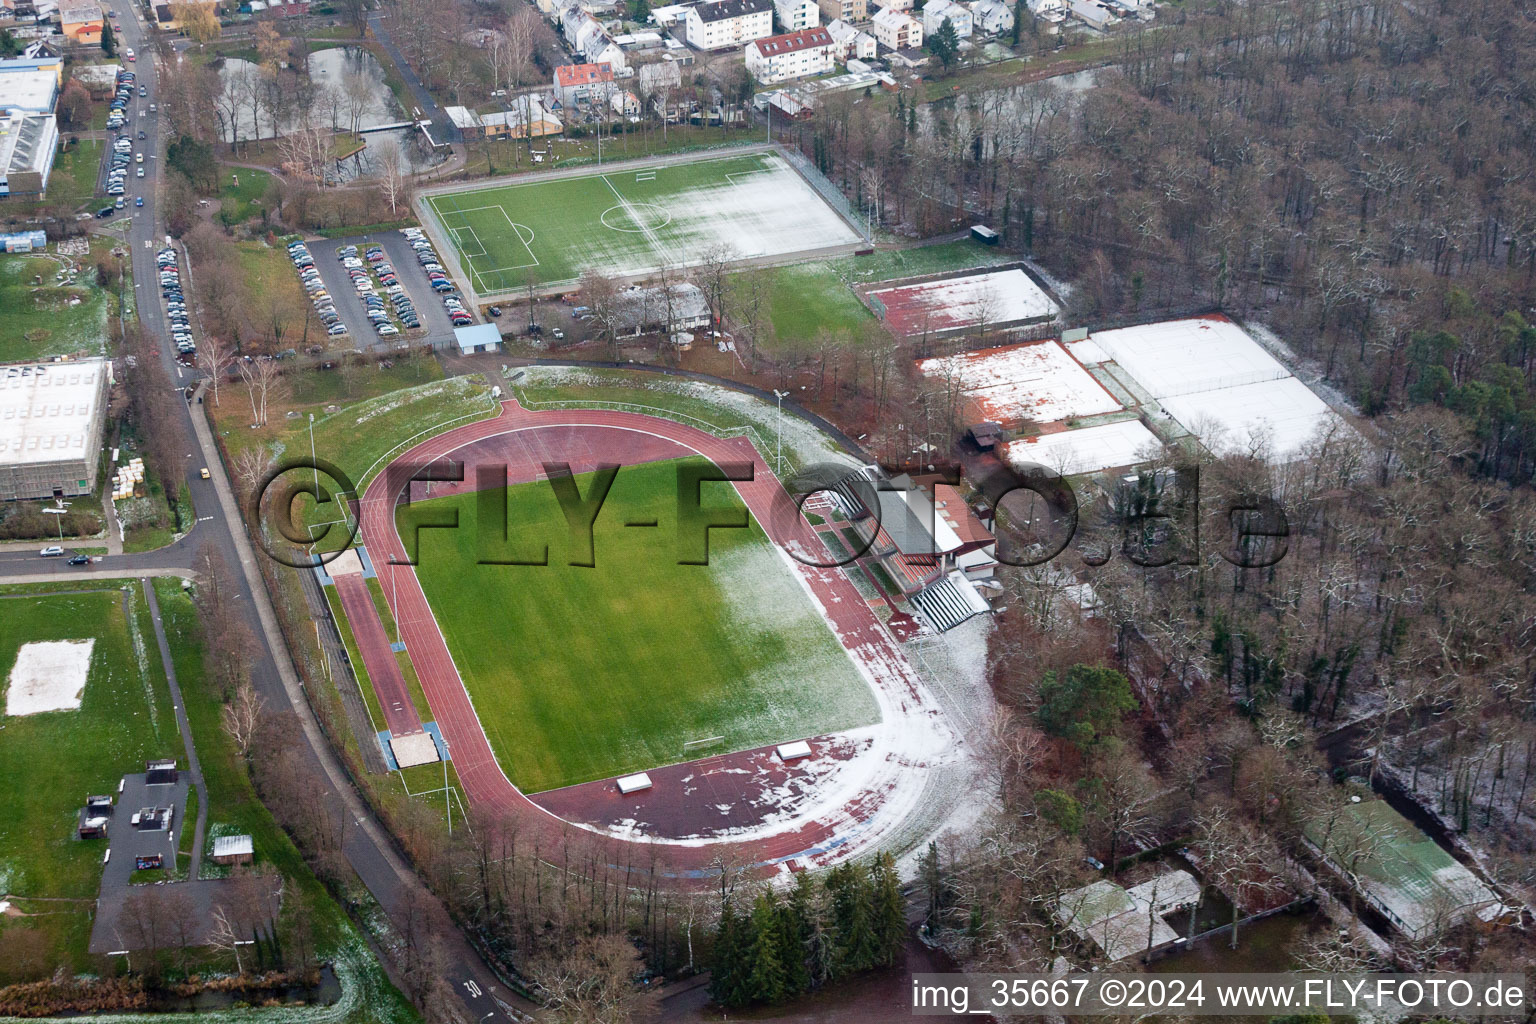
[772, 389, 788, 477]
[42, 504, 69, 545]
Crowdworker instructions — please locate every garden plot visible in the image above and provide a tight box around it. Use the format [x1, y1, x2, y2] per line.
[5, 640, 94, 716]
[868, 267, 1058, 336]
[917, 340, 1122, 426]
[1004, 419, 1162, 477]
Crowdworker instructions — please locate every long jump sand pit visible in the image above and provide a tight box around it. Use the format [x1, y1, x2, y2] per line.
[5, 639, 95, 716]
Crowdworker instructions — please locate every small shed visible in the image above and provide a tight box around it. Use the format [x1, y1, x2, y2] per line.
[0, 230, 47, 253]
[145, 759, 178, 785]
[616, 772, 653, 795]
[212, 834, 254, 865]
[454, 323, 501, 355]
[777, 740, 813, 761]
[970, 224, 999, 245]
[86, 794, 115, 814]
[968, 421, 1003, 450]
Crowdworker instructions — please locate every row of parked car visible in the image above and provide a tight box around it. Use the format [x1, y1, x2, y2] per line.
[401, 228, 473, 328]
[105, 68, 134, 131]
[338, 244, 417, 335]
[286, 241, 351, 340]
[158, 247, 196, 358]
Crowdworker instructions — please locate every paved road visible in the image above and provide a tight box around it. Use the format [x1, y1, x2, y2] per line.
[10, 4, 529, 1019]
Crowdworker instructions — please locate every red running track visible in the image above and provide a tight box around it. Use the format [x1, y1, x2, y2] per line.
[332, 572, 426, 741]
[355, 399, 943, 877]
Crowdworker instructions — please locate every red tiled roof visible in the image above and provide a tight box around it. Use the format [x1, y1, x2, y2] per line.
[554, 62, 614, 87]
[751, 27, 834, 56]
[932, 483, 994, 548]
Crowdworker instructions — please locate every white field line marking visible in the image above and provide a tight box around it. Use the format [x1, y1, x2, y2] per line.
[599, 172, 665, 255]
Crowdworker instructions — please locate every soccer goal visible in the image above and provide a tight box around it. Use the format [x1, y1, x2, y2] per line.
[682, 735, 725, 758]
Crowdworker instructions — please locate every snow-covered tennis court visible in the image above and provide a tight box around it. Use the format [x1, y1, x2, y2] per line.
[871, 268, 1059, 335]
[1003, 419, 1162, 476]
[1160, 376, 1342, 459]
[1090, 316, 1290, 398]
[5, 639, 94, 716]
[917, 340, 1121, 425]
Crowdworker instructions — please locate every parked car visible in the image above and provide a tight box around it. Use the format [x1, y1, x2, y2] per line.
[39, 546, 63, 557]
[68, 554, 91, 566]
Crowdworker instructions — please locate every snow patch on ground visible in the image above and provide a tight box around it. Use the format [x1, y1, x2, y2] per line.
[4, 640, 94, 716]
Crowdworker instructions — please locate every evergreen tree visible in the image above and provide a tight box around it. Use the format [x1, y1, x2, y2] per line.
[709, 901, 748, 1008]
[101, 18, 116, 57]
[870, 852, 907, 966]
[926, 17, 961, 73]
[746, 894, 787, 1005]
[780, 873, 815, 996]
[1034, 664, 1137, 751]
[1011, 0, 1026, 44]
[826, 863, 877, 976]
[919, 841, 945, 932]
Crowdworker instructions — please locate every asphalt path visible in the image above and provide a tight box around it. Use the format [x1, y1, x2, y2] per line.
[0, 8, 528, 1019]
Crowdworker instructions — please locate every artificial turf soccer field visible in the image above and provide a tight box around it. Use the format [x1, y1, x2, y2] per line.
[399, 458, 879, 794]
[423, 151, 863, 293]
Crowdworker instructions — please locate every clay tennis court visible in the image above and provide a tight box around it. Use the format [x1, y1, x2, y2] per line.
[348, 399, 958, 879]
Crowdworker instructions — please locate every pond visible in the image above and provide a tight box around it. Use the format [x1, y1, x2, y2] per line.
[215, 46, 445, 179]
[217, 46, 399, 140]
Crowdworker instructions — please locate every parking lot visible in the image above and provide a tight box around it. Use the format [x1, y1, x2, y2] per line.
[309, 232, 462, 351]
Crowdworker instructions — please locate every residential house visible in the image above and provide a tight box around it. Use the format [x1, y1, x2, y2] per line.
[1069, 0, 1116, 27]
[922, 0, 972, 36]
[1027, 0, 1067, 19]
[58, 0, 102, 44]
[483, 97, 563, 138]
[825, 17, 876, 58]
[553, 62, 615, 108]
[968, 0, 1014, 34]
[744, 26, 835, 82]
[869, 6, 921, 48]
[772, 0, 819, 30]
[875, 0, 912, 10]
[20, 39, 61, 59]
[816, 0, 867, 23]
[609, 88, 641, 116]
[684, 0, 773, 51]
[636, 57, 683, 95]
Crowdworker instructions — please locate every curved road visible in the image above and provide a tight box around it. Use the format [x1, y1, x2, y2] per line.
[0, 6, 523, 1020]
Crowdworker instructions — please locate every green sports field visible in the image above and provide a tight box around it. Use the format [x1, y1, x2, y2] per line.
[401, 458, 879, 794]
[0, 585, 178, 980]
[423, 150, 863, 294]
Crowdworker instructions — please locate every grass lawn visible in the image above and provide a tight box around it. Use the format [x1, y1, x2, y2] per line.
[0, 584, 178, 982]
[424, 150, 861, 293]
[400, 457, 878, 793]
[0, 250, 111, 362]
[233, 239, 314, 345]
[460, 127, 760, 180]
[725, 239, 1011, 352]
[150, 580, 420, 1023]
[47, 138, 105, 211]
[218, 166, 275, 226]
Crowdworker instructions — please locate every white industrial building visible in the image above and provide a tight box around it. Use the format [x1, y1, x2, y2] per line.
[0, 358, 111, 501]
[0, 111, 58, 198]
[870, 7, 922, 49]
[685, 0, 774, 50]
[745, 27, 837, 82]
[922, 0, 972, 36]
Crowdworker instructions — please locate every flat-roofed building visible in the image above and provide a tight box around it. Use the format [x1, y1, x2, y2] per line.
[0, 358, 111, 501]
